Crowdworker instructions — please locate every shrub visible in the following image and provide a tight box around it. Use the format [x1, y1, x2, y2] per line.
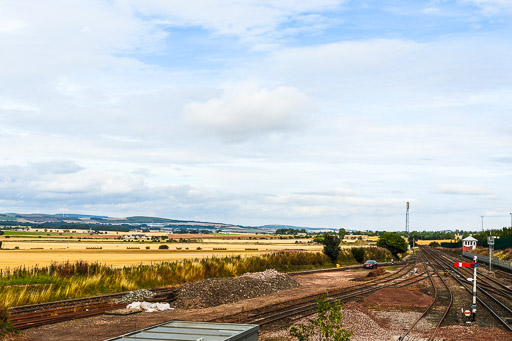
[429, 241, 440, 247]
[289, 293, 352, 341]
[351, 247, 365, 263]
[158, 245, 169, 249]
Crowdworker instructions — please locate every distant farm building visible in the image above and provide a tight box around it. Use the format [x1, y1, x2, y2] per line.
[123, 234, 150, 240]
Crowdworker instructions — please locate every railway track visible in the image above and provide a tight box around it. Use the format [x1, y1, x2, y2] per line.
[212, 262, 425, 331]
[6, 262, 414, 331]
[424, 246, 512, 332]
[444, 252, 512, 298]
[399, 250, 452, 341]
[8, 287, 177, 330]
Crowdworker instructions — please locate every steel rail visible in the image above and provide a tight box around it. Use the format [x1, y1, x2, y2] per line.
[8, 287, 177, 330]
[215, 262, 419, 325]
[215, 263, 425, 330]
[252, 271, 427, 327]
[398, 251, 452, 341]
[421, 248, 454, 340]
[436, 251, 512, 297]
[7, 262, 416, 331]
[424, 246, 512, 332]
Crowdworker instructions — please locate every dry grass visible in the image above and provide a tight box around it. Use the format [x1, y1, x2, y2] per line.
[0, 238, 321, 270]
[0, 252, 331, 307]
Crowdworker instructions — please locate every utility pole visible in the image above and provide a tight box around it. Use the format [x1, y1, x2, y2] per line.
[481, 216, 484, 231]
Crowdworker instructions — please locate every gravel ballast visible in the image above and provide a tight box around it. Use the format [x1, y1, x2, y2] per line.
[172, 269, 300, 309]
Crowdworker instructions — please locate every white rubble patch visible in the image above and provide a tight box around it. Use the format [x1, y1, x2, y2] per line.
[127, 301, 173, 313]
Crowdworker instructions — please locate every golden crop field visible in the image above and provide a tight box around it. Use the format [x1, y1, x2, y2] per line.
[415, 239, 454, 245]
[0, 236, 323, 270]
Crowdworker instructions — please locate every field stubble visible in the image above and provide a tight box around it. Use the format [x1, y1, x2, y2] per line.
[0, 238, 322, 270]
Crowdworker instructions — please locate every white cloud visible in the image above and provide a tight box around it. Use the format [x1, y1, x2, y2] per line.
[422, 7, 441, 14]
[129, 0, 344, 42]
[0, 2, 511, 229]
[461, 0, 512, 14]
[184, 83, 313, 140]
[435, 184, 491, 196]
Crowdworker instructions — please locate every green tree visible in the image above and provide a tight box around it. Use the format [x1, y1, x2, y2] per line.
[290, 293, 352, 341]
[376, 232, 408, 258]
[407, 235, 418, 248]
[338, 228, 346, 241]
[429, 241, 440, 247]
[322, 233, 341, 263]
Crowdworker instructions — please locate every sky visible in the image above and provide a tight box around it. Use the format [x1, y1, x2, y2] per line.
[1, 0, 511, 230]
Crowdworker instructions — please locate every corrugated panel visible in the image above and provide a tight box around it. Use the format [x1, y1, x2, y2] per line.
[106, 320, 259, 341]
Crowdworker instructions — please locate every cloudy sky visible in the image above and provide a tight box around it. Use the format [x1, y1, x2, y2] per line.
[1, 1, 511, 230]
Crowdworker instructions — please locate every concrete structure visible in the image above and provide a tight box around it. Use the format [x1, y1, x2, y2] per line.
[106, 321, 259, 341]
[462, 236, 478, 252]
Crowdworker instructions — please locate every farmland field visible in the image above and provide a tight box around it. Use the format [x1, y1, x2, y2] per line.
[0, 235, 322, 270]
[0, 230, 384, 270]
[414, 239, 454, 245]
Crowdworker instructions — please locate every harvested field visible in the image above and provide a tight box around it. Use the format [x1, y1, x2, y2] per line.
[0, 242, 322, 270]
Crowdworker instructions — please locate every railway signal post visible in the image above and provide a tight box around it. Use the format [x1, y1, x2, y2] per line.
[454, 256, 477, 321]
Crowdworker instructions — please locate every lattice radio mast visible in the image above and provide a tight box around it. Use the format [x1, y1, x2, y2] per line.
[405, 202, 410, 237]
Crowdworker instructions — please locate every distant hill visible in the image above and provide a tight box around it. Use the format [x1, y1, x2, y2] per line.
[258, 224, 310, 230]
[0, 213, 248, 231]
[55, 214, 109, 219]
[0, 213, 337, 233]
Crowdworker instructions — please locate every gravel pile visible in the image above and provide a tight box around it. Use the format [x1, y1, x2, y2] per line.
[115, 289, 155, 303]
[240, 269, 283, 280]
[343, 309, 395, 340]
[261, 301, 396, 341]
[172, 269, 300, 309]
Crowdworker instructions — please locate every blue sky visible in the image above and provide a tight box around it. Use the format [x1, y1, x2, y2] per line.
[1, 0, 511, 230]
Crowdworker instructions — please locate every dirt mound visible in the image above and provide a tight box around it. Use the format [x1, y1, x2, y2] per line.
[172, 269, 300, 309]
[362, 287, 433, 309]
[366, 268, 386, 277]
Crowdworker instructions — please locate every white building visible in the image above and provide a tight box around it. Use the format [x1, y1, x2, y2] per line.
[462, 236, 478, 252]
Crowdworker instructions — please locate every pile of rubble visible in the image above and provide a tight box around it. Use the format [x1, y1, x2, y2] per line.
[172, 269, 300, 309]
[115, 289, 155, 303]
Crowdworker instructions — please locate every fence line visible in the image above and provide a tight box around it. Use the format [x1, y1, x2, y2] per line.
[462, 251, 512, 272]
